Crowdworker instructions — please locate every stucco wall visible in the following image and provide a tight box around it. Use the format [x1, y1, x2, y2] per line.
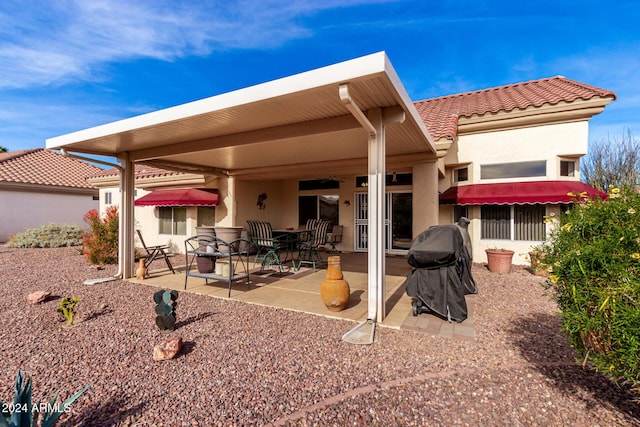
[438, 121, 590, 265]
[0, 189, 97, 242]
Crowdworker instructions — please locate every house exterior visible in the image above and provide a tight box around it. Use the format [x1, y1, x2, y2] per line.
[47, 53, 615, 321]
[0, 148, 102, 242]
[85, 76, 615, 266]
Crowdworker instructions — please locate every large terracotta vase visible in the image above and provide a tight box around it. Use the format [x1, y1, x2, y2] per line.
[320, 256, 351, 312]
[486, 249, 514, 274]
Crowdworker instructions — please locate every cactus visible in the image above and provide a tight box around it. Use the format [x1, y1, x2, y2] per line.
[153, 290, 178, 331]
[56, 297, 80, 326]
[0, 370, 89, 427]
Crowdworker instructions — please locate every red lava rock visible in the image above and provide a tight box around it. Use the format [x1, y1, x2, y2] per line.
[153, 336, 182, 361]
[27, 290, 50, 304]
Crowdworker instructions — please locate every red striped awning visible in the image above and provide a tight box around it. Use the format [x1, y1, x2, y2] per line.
[439, 180, 606, 205]
[134, 188, 218, 207]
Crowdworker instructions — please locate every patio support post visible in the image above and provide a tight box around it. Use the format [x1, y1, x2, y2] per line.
[367, 108, 386, 322]
[118, 154, 136, 279]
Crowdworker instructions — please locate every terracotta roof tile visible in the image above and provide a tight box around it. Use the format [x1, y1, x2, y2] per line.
[89, 164, 183, 179]
[414, 76, 617, 140]
[0, 148, 102, 189]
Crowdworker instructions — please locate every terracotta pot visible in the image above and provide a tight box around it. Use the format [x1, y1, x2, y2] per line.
[486, 249, 514, 274]
[528, 251, 548, 276]
[320, 256, 350, 312]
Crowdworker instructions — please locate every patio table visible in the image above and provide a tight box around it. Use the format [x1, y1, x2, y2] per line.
[273, 229, 311, 267]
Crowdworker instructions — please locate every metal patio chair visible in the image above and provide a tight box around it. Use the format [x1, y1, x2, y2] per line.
[246, 220, 287, 273]
[136, 229, 176, 274]
[295, 220, 331, 271]
[326, 225, 343, 253]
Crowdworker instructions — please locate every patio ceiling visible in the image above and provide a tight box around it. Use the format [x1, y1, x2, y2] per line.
[46, 52, 436, 180]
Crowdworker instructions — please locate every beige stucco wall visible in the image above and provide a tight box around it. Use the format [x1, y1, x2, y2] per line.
[0, 189, 97, 242]
[438, 121, 590, 265]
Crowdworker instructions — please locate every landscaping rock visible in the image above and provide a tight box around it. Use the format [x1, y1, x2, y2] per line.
[27, 290, 50, 304]
[153, 336, 182, 361]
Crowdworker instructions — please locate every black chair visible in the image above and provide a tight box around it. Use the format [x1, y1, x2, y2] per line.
[246, 220, 287, 273]
[296, 220, 331, 271]
[136, 229, 175, 274]
[326, 225, 343, 253]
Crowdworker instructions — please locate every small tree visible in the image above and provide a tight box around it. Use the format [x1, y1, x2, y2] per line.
[82, 206, 119, 264]
[582, 128, 640, 192]
[0, 146, 7, 153]
[538, 188, 640, 393]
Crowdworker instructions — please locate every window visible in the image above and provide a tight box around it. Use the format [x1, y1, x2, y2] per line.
[454, 167, 468, 183]
[454, 205, 468, 222]
[105, 191, 112, 205]
[298, 195, 339, 227]
[481, 204, 546, 241]
[197, 206, 215, 226]
[560, 160, 576, 177]
[481, 161, 546, 179]
[299, 179, 339, 190]
[159, 207, 187, 235]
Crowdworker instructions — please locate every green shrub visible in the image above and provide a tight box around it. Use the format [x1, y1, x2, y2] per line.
[6, 224, 83, 248]
[538, 187, 640, 392]
[57, 297, 80, 326]
[82, 206, 118, 265]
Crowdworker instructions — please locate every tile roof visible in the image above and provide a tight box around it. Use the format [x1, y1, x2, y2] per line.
[89, 164, 183, 179]
[414, 76, 617, 141]
[0, 148, 102, 189]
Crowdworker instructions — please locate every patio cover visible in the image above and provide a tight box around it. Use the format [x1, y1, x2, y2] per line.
[45, 51, 437, 323]
[439, 180, 606, 205]
[134, 188, 218, 207]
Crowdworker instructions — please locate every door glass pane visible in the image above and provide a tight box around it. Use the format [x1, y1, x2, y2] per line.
[298, 196, 317, 227]
[391, 193, 412, 250]
[319, 195, 339, 228]
[514, 205, 545, 241]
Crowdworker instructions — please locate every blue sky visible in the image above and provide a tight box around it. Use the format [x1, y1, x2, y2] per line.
[1, 0, 638, 152]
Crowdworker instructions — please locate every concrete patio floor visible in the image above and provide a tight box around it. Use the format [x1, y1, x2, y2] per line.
[129, 251, 476, 340]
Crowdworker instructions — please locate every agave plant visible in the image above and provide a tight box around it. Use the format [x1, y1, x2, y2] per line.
[0, 370, 89, 427]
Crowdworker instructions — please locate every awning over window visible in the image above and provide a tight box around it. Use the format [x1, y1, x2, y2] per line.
[439, 180, 606, 205]
[134, 188, 218, 207]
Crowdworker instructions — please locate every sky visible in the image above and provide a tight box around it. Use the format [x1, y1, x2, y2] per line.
[1, 0, 639, 153]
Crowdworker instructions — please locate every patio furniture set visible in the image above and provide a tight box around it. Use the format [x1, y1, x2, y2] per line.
[180, 220, 342, 297]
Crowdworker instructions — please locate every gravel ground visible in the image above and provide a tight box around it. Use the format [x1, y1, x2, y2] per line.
[1, 246, 639, 426]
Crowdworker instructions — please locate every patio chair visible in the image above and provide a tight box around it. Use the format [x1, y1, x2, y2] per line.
[246, 220, 287, 273]
[326, 225, 343, 253]
[295, 220, 331, 271]
[136, 230, 176, 274]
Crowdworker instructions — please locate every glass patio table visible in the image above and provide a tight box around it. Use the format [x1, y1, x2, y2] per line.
[273, 229, 312, 267]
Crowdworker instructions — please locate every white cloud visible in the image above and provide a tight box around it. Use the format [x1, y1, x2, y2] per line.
[0, 0, 384, 89]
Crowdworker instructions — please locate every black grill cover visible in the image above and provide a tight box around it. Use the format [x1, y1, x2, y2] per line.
[405, 219, 477, 322]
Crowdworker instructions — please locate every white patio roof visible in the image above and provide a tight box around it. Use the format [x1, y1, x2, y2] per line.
[46, 52, 436, 179]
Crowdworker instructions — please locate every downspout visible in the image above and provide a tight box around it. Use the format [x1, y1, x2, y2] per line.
[60, 149, 126, 279]
[339, 84, 381, 344]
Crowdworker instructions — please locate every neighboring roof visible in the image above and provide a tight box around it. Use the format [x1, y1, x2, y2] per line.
[0, 148, 102, 190]
[439, 180, 607, 205]
[414, 76, 617, 140]
[89, 164, 182, 179]
[134, 188, 219, 207]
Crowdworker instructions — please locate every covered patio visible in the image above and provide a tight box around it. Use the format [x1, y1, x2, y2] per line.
[46, 52, 441, 326]
[132, 251, 477, 341]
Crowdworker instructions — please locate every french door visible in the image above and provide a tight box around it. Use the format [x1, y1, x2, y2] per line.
[354, 191, 412, 254]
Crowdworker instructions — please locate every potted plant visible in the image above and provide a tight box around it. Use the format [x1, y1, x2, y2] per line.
[485, 248, 514, 274]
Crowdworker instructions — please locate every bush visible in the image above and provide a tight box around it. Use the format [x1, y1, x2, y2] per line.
[82, 206, 119, 265]
[538, 187, 640, 392]
[6, 224, 83, 248]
